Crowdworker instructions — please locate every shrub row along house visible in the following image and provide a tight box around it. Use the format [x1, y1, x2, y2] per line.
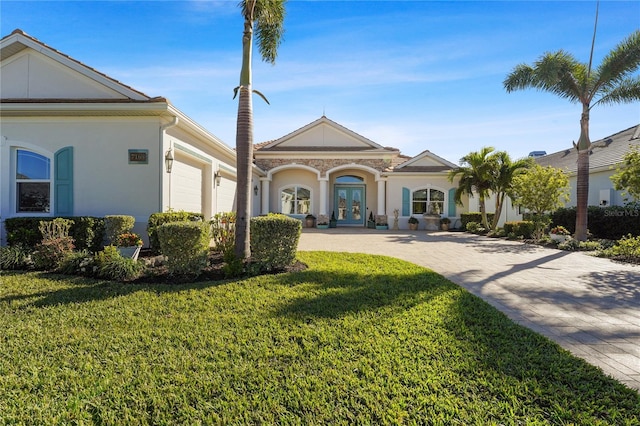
[0, 29, 637, 244]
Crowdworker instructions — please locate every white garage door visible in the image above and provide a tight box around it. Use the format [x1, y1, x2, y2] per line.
[217, 176, 237, 213]
[171, 156, 204, 214]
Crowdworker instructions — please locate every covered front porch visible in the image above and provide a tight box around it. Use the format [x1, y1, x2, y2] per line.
[259, 163, 387, 227]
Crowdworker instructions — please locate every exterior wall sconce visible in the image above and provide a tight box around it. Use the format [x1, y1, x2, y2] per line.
[254, 185, 259, 196]
[164, 148, 174, 173]
[214, 171, 222, 187]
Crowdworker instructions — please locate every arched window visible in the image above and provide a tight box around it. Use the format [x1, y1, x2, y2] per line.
[336, 175, 364, 183]
[16, 149, 51, 213]
[281, 186, 311, 215]
[412, 188, 444, 215]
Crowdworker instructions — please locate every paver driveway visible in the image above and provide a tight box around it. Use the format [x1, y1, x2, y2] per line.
[298, 228, 640, 391]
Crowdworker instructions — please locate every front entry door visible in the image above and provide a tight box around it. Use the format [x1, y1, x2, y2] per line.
[335, 186, 365, 225]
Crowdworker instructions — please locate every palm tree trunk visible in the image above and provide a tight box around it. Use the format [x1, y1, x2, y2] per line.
[492, 193, 505, 230]
[234, 7, 255, 260]
[479, 196, 489, 229]
[234, 86, 253, 259]
[574, 107, 591, 242]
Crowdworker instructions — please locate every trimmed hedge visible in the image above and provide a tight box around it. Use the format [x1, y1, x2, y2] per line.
[4, 216, 105, 252]
[250, 214, 301, 271]
[156, 221, 210, 276]
[460, 212, 495, 229]
[503, 221, 535, 239]
[551, 206, 640, 239]
[147, 211, 204, 254]
[104, 215, 135, 245]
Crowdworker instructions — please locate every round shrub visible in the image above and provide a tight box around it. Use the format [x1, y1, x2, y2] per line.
[104, 215, 136, 245]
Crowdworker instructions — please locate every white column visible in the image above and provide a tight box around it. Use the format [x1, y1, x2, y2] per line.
[319, 178, 328, 216]
[261, 179, 270, 214]
[377, 178, 386, 216]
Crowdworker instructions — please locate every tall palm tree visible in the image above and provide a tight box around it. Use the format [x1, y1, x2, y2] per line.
[449, 147, 497, 230]
[234, 0, 286, 259]
[504, 27, 640, 241]
[489, 152, 533, 230]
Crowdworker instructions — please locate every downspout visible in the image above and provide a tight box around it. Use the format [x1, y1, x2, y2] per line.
[159, 116, 179, 212]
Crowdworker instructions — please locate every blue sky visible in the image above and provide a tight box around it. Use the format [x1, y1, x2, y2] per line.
[2, 1, 639, 163]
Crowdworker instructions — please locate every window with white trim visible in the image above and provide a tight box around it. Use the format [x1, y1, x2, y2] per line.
[16, 149, 51, 213]
[412, 188, 444, 215]
[281, 186, 311, 215]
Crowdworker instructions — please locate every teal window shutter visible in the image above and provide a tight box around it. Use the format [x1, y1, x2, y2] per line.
[402, 187, 410, 216]
[448, 188, 456, 217]
[55, 147, 74, 216]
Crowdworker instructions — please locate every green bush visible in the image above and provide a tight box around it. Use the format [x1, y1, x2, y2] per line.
[460, 212, 494, 229]
[4, 216, 104, 251]
[157, 221, 210, 276]
[0, 245, 30, 270]
[250, 214, 301, 271]
[31, 219, 76, 271]
[551, 206, 640, 239]
[94, 245, 143, 281]
[32, 237, 75, 271]
[210, 212, 236, 257]
[147, 211, 204, 254]
[601, 234, 640, 261]
[503, 221, 535, 239]
[58, 250, 96, 276]
[104, 215, 135, 245]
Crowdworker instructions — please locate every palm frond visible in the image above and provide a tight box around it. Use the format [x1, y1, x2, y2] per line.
[593, 75, 640, 107]
[254, 0, 286, 64]
[593, 30, 640, 98]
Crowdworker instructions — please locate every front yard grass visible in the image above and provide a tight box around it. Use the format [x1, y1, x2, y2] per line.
[1, 252, 638, 424]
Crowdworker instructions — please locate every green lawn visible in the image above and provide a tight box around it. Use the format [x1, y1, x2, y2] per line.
[1, 252, 638, 425]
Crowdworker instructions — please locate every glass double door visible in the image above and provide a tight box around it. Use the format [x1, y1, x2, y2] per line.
[335, 186, 365, 225]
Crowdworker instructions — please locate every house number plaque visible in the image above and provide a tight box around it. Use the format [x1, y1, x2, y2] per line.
[128, 149, 149, 164]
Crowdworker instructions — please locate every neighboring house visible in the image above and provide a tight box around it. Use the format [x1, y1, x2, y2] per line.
[254, 116, 469, 229]
[536, 125, 640, 207]
[0, 29, 262, 245]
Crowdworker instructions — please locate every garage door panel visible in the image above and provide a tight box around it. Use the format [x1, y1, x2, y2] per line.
[172, 157, 203, 213]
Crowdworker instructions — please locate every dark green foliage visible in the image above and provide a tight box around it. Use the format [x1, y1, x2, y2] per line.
[104, 215, 135, 245]
[250, 214, 301, 271]
[4, 216, 105, 251]
[57, 250, 96, 276]
[461, 212, 495, 229]
[147, 211, 204, 253]
[503, 221, 535, 238]
[0, 245, 30, 270]
[156, 221, 210, 276]
[551, 206, 640, 239]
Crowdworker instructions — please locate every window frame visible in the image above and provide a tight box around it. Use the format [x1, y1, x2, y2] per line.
[411, 187, 446, 215]
[280, 185, 312, 216]
[13, 148, 53, 215]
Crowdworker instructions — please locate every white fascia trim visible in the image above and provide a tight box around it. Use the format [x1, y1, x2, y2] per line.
[0, 101, 169, 115]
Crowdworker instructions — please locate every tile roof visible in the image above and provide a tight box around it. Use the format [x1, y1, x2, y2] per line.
[536, 125, 640, 173]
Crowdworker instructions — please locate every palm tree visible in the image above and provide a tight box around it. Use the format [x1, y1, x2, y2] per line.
[234, 0, 286, 259]
[504, 26, 640, 241]
[449, 147, 497, 230]
[489, 152, 533, 230]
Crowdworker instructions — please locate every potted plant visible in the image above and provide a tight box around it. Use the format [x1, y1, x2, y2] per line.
[440, 217, 451, 231]
[549, 225, 570, 242]
[329, 211, 338, 228]
[408, 216, 419, 230]
[116, 232, 143, 260]
[375, 215, 388, 230]
[305, 214, 316, 228]
[317, 214, 329, 229]
[367, 211, 376, 229]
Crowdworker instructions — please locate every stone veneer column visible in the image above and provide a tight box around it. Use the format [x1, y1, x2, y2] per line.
[377, 178, 386, 215]
[260, 179, 270, 214]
